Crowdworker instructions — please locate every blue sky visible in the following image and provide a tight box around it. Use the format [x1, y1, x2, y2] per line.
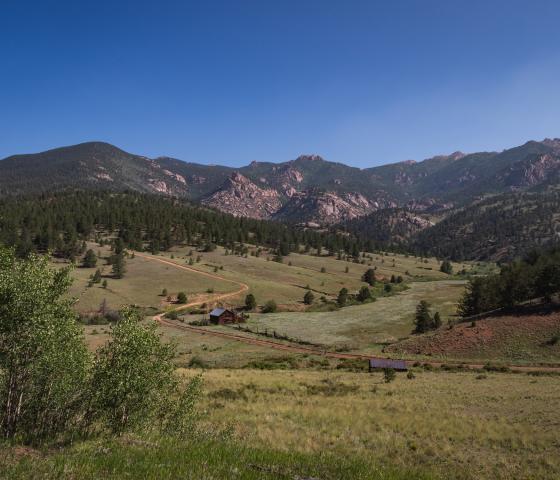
[1, 0, 560, 167]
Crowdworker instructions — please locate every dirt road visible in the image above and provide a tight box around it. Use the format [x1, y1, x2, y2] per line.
[136, 251, 560, 374]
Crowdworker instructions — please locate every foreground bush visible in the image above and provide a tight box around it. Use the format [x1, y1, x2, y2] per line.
[0, 249, 201, 444]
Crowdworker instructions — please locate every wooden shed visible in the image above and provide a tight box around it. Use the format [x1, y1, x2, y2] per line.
[368, 358, 408, 371]
[209, 308, 240, 325]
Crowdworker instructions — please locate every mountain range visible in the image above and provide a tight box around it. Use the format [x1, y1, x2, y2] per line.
[2, 139, 560, 259]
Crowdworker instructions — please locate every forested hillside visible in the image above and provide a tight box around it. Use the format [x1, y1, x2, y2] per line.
[410, 191, 560, 260]
[0, 191, 376, 260]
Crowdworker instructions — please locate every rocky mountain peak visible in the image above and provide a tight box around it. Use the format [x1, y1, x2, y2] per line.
[201, 172, 281, 219]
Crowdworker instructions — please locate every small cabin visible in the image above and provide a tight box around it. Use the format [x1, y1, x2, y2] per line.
[368, 358, 408, 371]
[209, 308, 240, 325]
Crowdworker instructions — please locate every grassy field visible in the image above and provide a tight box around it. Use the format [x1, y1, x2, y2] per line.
[64, 243, 233, 313]
[3, 367, 558, 479]
[190, 368, 560, 480]
[240, 280, 466, 352]
[154, 245, 469, 308]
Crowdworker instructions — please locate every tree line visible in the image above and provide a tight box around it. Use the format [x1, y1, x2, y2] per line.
[0, 191, 380, 260]
[458, 247, 560, 317]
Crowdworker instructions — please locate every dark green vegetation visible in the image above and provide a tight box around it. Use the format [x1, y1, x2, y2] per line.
[458, 247, 560, 317]
[0, 191, 378, 260]
[411, 191, 560, 260]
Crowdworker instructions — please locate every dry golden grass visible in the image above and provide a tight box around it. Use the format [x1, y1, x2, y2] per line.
[183, 367, 560, 480]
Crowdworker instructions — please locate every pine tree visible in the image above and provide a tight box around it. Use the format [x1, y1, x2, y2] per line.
[337, 287, 349, 307]
[303, 290, 315, 305]
[362, 268, 376, 286]
[245, 294, 256, 311]
[357, 286, 371, 302]
[177, 292, 187, 304]
[92, 269, 102, 283]
[111, 253, 126, 279]
[83, 249, 97, 268]
[414, 300, 433, 333]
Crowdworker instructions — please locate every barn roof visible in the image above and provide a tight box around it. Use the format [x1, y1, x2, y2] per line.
[209, 308, 227, 316]
[369, 358, 408, 370]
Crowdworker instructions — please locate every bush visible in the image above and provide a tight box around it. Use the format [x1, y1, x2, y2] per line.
[262, 300, 277, 313]
[0, 249, 90, 442]
[383, 368, 396, 383]
[177, 292, 188, 304]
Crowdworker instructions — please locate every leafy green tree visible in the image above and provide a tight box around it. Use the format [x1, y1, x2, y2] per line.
[362, 268, 376, 286]
[245, 293, 256, 311]
[414, 300, 433, 333]
[0, 249, 89, 441]
[177, 292, 188, 304]
[262, 300, 277, 313]
[303, 290, 315, 305]
[83, 249, 97, 268]
[357, 286, 371, 302]
[87, 308, 176, 435]
[337, 287, 348, 307]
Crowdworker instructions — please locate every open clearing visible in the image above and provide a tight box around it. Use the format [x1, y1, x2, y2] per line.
[243, 280, 466, 351]
[187, 368, 560, 480]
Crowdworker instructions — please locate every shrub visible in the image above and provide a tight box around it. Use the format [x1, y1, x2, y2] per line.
[177, 292, 188, 304]
[262, 300, 278, 313]
[406, 370, 415, 380]
[383, 368, 396, 383]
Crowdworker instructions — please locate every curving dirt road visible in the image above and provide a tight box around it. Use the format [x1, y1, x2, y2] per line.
[136, 251, 560, 374]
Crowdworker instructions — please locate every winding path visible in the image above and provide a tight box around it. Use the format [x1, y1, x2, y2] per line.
[135, 251, 560, 374]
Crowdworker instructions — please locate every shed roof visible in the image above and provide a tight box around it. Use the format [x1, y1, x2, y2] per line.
[369, 358, 408, 370]
[209, 308, 227, 316]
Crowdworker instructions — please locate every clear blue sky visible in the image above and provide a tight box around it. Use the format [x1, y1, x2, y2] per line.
[1, 0, 560, 167]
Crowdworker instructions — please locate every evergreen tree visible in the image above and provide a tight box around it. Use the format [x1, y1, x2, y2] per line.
[357, 286, 371, 302]
[83, 249, 97, 268]
[245, 293, 256, 311]
[92, 269, 102, 283]
[414, 300, 433, 333]
[440, 260, 453, 275]
[337, 287, 348, 307]
[303, 290, 315, 305]
[433, 311, 442, 329]
[177, 292, 187, 304]
[362, 268, 376, 286]
[111, 253, 126, 279]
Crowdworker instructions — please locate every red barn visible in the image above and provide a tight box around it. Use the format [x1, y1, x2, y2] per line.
[209, 308, 240, 325]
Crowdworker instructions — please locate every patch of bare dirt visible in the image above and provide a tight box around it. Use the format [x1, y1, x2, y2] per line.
[386, 312, 560, 360]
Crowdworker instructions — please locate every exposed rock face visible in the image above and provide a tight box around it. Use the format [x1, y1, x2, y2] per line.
[274, 190, 379, 225]
[500, 153, 560, 188]
[201, 172, 282, 219]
